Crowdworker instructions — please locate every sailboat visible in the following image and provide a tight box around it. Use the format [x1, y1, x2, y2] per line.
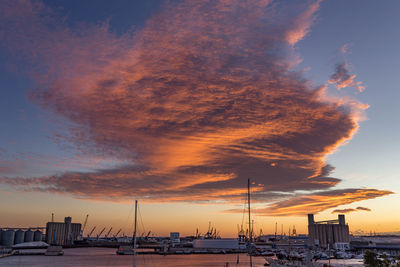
[247, 178, 255, 267]
[116, 199, 138, 265]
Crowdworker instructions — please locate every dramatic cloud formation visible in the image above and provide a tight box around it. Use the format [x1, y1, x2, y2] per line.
[329, 63, 365, 92]
[0, 0, 391, 213]
[243, 189, 391, 216]
[332, 206, 372, 214]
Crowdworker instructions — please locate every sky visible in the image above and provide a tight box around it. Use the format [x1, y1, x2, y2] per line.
[0, 0, 399, 238]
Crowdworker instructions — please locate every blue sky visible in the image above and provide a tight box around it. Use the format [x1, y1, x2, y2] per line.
[0, 0, 399, 235]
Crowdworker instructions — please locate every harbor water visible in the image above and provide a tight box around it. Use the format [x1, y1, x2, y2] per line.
[0, 247, 267, 267]
[0, 247, 364, 266]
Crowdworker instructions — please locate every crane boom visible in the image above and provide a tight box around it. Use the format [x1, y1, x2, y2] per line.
[78, 214, 89, 240]
[82, 214, 89, 232]
[88, 226, 96, 238]
[97, 227, 106, 239]
[114, 229, 122, 238]
[145, 231, 151, 239]
[105, 227, 113, 238]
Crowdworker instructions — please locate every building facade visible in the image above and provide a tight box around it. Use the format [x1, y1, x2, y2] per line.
[308, 214, 350, 249]
[192, 239, 239, 249]
[46, 217, 81, 246]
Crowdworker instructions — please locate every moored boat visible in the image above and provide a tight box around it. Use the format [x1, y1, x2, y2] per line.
[116, 245, 135, 255]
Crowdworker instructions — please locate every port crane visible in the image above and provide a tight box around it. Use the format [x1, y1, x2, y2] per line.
[140, 230, 151, 239]
[78, 214, 89, 240]
[237, 223, 246, 241]
[104, 227, 113, 238]
[82, 215, 89, 235]
[97, 227, 106, 240]
[113, 229, 122, 239]
[88, 226, 96, 238]
[144, 231, 151, 239]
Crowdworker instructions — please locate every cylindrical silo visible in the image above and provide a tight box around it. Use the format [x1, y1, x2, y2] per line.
[34, 230, 42, 241]
[14, 229, 25, 244]
[24, 229, 34, 242]
[2, 229, 15, 247]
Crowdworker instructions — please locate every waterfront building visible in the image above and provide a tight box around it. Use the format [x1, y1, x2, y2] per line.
[170, 232, 180, 244]
[308, 214, 350, 249]
[350, 235, 400, 257]
[46, 217, 81, 246]
[192, 239, 239, 249]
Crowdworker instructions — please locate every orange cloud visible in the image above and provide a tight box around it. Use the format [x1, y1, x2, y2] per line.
[242, 189, 391, 216]
[0, 0, 390, 214]
[284, 0, 321, 46]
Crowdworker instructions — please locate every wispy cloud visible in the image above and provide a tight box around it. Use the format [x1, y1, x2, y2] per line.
[339, 43, 351, 54]
[284, 0, 321, 46]
[355, 206, 371, 212]
[329, 63, 365, 92]
[0, 0, 389, 213]
[331, 208, 356, 214]
[332, 206, 372, 214]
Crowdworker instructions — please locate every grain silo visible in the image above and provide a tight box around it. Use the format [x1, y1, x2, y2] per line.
[14, 229, 25, 244]
[24, 229, 34, 242]
[2, 229, 15, 247]
[34, 230, 43, 241]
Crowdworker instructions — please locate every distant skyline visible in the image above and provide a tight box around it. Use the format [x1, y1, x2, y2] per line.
[0, 0, 399, 237]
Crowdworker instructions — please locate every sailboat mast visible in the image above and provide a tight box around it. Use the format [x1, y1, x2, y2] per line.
[133, 200, 138, 267]
[248, 178, 252, 243]
[248, 179, 253, 267]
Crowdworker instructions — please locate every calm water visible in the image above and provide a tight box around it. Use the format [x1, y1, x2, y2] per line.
[0, 247, 364, 266]
[0, 247, 267, 267]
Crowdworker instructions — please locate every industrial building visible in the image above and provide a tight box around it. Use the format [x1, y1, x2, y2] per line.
[308, 214, 350, 249]
[46, 217, 81, 246]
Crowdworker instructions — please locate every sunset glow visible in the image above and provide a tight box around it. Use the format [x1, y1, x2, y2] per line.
[1, 0, 399, 237]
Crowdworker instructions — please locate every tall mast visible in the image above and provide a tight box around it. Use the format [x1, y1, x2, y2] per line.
[248, 178, 252, 243]
[133, 200, 138, 267]
[248, 179, 253, 267]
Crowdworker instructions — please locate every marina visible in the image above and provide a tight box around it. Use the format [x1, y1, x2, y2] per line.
[0, 247, 365, 267]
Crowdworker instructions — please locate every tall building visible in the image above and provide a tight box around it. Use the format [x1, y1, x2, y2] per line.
[46, 217, 81, 246]
[308, 214, 350, 248]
